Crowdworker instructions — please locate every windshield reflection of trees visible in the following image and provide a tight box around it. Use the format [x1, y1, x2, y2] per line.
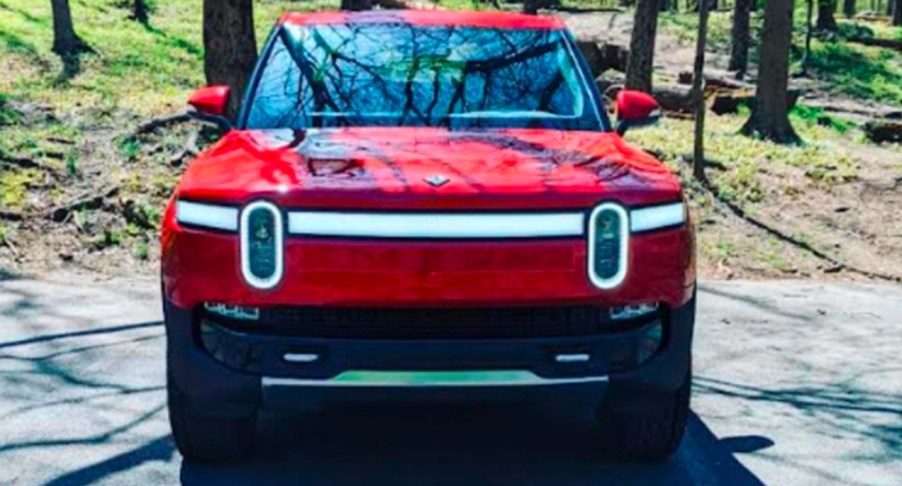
[246, 24, 601, 131]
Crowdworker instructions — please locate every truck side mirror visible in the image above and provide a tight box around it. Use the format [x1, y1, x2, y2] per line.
[188, 85, 233, 131]
[615, 90, 662, 136]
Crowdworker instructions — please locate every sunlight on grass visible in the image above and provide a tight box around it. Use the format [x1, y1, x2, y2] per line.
[0, 0, 339, 116]
[798, 40, 902, 106]
[661, 10, 902, 106]
[660, 11, 743, 53]
[628, 112, 858, 205]
[434, 0, 487, 9]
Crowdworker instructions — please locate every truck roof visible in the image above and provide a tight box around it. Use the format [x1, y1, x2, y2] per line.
[278, 10, 566, 30]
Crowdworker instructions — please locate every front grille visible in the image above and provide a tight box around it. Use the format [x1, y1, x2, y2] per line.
[203, 305, 658, 340]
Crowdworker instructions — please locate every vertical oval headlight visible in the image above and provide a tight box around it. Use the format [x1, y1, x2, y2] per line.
[588, 203, 629, 289]
[240, 201, 283, 290]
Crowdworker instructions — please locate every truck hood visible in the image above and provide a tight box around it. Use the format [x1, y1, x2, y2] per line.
[177, 127, 681, 210]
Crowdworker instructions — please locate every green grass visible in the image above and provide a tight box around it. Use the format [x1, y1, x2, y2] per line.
[707, 236, 738, 260]
[660, 10, 744, 54]
[0, 0, 338, 224]
[0, 168, 41, 211]
[0, 0, 339, 116]
[433, 0, 489, 9]
[629, 111, 858, 206]
[796, 40, 902, 106]
[793, 16, 902, 106]
[0, 93, 23, 125]
[790, 105, 854, 134]
[661, 10, 902, 106]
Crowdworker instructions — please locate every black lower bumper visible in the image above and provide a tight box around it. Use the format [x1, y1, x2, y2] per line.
[164, 297, 694, 415]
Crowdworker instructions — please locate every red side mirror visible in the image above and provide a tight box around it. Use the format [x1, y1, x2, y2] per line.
[188, 85, 231, 117]
[615, 90, 662, 135]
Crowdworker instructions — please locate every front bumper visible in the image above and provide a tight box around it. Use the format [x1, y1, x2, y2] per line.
[164, 297, 694, 415]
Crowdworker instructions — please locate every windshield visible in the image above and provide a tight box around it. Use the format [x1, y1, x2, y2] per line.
[242, 23, 606, 131]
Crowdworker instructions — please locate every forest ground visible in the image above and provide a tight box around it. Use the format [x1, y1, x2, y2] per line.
[1, 0, 901, 282]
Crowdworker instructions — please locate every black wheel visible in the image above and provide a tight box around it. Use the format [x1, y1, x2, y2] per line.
[596, 367, 691, 461]
[167, 372, 257, 462]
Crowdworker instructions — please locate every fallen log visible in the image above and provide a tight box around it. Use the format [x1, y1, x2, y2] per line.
[848, 36, 902, 52]
[0, 154, 41, 170]
[130, 113, 191, 138]
[711, 89, 801, 115]
[0, 153, 61, 176]
[46, 185, 120, 222]
[651, 83, 695, 113]
[803, 100, 902, 120]
[678, 70, 754, 90]
[863, 119, 902, 143]
[0, 210, 22, 221]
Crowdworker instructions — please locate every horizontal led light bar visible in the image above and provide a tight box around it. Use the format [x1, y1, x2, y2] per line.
[262, 370, 610, 388]
[630, 202, 686, 233]
[175, 201, 238, 231]
[175, 202, 685, 237]
[287, 211, 585, 239]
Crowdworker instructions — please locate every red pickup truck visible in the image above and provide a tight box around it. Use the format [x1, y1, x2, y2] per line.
[161, 10, 696, 462]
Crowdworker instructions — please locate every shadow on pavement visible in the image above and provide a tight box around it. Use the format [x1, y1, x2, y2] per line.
[0, 321, 162, 350]
[42, 435, 175, 486]
[180, 406, 768, 486]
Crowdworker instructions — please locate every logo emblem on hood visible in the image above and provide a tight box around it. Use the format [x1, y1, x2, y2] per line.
[424, 175, 450, 187]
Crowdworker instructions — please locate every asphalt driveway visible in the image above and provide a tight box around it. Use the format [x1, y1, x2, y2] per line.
[1, 271, 900, 485]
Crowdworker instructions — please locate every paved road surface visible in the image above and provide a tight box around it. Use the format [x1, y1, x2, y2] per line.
[1, 271, 900, 485]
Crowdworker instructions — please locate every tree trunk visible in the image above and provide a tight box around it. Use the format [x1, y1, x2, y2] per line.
[894, 0, 902, 26]
[802, 0, 814, 75]
[842, 0, 855, 17]
[341, 0, 373, 10]
[203, 0, 257, 120]
[692, 0, 710, 180]
[133, 0, 149, 23]
[728, 0, 752, 78]
[51, 0, 90, 55]
[816, 0, 838, 30]
[625, 0, 662, 92]
[740, 0, 800, 144]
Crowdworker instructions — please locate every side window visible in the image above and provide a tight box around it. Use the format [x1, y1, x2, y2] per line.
[245, 37, 304, 129]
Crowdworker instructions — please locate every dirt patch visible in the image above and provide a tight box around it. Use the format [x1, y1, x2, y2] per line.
[693, 141, 902, 282]
[0, 102, 205, 278]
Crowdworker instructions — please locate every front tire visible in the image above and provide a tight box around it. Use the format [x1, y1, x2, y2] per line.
[168, 372, 257, 462]
[596, 366, 691, 461]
